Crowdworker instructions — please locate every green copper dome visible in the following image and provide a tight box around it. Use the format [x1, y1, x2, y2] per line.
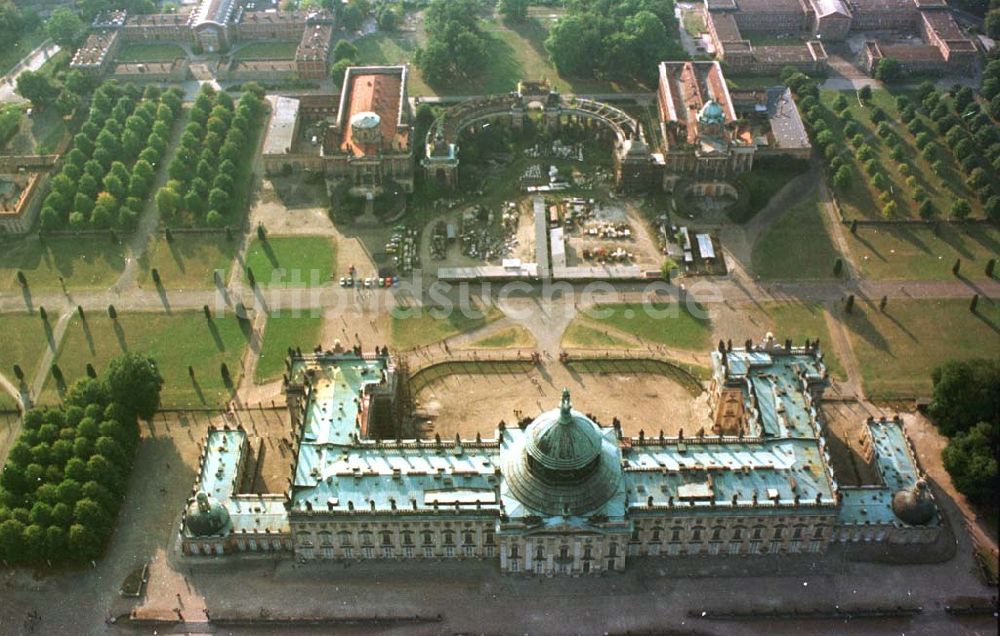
[185, 491, 232, 537]
[698, 99, 726, 126]
[504, 390, 624, 517]
[524, 389, 604, 472]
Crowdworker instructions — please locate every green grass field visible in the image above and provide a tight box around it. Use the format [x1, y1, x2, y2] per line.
[585, 302, 712, 351]
[820, 89, 984, 221]
[470, 325, 535, 349]
[847, 223, 1000, 282]
[40, 312, 249, 408]
[391, 306, 503, 349]
[0, 311, 55, 387]
[751, 186, 841, 279]
[561, 321, 635, 348]
[139, 234, 235, 289]
[840, 298, 1000, 400]
[255, 313, 324, 382]
[243, 236, 335, 287]
[681, 9, 706, 35]
[0, 237, 126, 292]
[116, 43, 187, 62]
[232, 41, 299, 60]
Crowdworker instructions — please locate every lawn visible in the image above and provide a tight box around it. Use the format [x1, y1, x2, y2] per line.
[819, 89, 985, 221]
[0, 25, 46, 75]
[0, 311, 56, 387]
[139, 234, 235, 289]
[243, 236, 335, 287]
[116, 43, 187, 62]
[584, 302, 712, 351]
[561, 321, 635, 348]
[353, 17, 640, 97]
[0, 236, 126, 292]
[751, 185, 841, 279]
[40, 312, 249, 408]
[391, 306, 503, 350]
[470, 325, 535, 349]
[847, 223, 1000, 282]
[839, 298, 1000, 400]
[681, 9, 705, 36]
[255, 313, 324, 382]
[232, 41, 299, 60]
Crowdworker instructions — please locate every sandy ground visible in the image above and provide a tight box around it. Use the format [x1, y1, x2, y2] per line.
[412, 361, 710, 438]
[564, 201, 663, 270]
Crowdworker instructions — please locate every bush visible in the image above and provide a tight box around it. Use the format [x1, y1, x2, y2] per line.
[949, 199, 972, 219]
[918, 199, 934, 219]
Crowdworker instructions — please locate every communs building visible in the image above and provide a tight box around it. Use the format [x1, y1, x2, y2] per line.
[180, 337, 941, 572]
[703, 0, 978, 75]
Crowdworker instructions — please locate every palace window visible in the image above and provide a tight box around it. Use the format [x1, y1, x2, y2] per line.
[732, 527, 744, 540]
[423, 546, 434, 558]
[338, 531, 352, 547]
[381, 531, 393, 546]
[652, 528, 661, 542]
[691, 527, 703, 542]
[792, 526, 804, 540]
[510, 545, 519, 559]
[608, 544, 618, 558]
[583, 546, 592, 560]
[535, 546, 544, 561]
[752, 526, 764, 540]
[813, 526, 825, 539]
[381, 546, 393, 558]
[443, 531, 455, 546]
[362, 546, 374, 558]
[422, 531, 433, 546]
[404, 546, 414, 558]
[343, 546, 353, 559]
[670, 527, 682, 542]
[559, 546, 569, 560]
[773, 526, 785, 540]
[464, 532, 474, 546]
[485, 532, 495, 545]
[711, 527, 723, 541]
[445, 546, 455, 558]
[463, 545, 474, 557]
[402, 531, 414, 546]
[360, 531, 373, 546]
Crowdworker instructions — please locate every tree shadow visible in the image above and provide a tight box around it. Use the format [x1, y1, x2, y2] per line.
[21, 286, 33, 313]
[81, 316, 95, 355]
[207, 319, 225, 351]
[835, 302, 891, 355]
[879, 307, 918, 343]
[113, 320, 128, 352]
[891, 225, 932, 256]
[167, 239, 187, 274]
[849, 230, 887, 262]
[936, 225, 973, 260]
[190, 375, 206, 405]
[43, 319, 55, 350]
[260, 238, 279, 268]
[156, 283, 172, 314]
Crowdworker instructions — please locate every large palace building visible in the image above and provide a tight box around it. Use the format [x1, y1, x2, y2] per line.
[179, 338, 940, 572]
[261, 65, 415, 195]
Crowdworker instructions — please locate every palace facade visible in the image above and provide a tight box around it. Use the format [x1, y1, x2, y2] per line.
[180, 337, 940, 573]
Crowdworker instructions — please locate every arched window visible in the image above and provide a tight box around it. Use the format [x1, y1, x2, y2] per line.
[442, 531, 455, 546]
[422, 531, 434, 546]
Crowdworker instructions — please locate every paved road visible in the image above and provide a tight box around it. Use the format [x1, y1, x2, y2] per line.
[0, 40, 61, 104]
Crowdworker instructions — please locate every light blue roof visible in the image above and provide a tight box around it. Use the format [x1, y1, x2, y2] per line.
[299, 357, 390, 446]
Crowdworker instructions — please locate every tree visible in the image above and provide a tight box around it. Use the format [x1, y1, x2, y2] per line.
[929, 359, 1000, 436]
[858, 85, 872, 102]
[833, 165, 854, 190]
[104, 352, 164, 420]
[341, 2, 364, 31]
[874, 58, 902, 83]
[942, 422, 999, 507]
[499, 0, 529, 22]
[46, 7, 85, 47]
[16, 71, 60, 109]
[156, 186, 180, 219]
[331, 39, 358, 63]
[949, 199, 972, 220]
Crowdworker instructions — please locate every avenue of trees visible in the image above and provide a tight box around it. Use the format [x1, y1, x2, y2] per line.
[38, 82, 183, 231]
[544, 0, 682, 84]
[929, 359, 999, 509]
[790, 63, 1000, 221]
[155, 84, 265, 227]
[0, 353, 163, 564]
